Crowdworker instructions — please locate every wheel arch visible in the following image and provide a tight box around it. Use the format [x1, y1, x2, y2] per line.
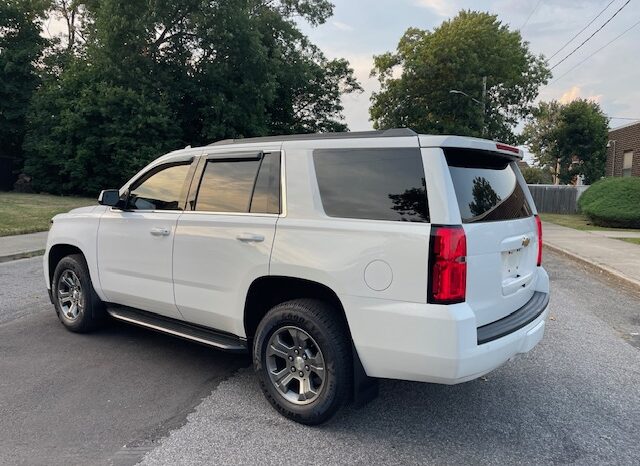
[244, 275, 379, 406]
[47, 243, 85, 284]
[243, 275, 349, 341]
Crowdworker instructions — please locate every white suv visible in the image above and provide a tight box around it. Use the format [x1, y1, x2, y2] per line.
[44, 129, 549, 424]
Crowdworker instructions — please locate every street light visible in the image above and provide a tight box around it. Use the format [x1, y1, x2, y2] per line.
[449, 89, 482, 106]
[607, 140, 617, 176]
[449, 76, 487, 136]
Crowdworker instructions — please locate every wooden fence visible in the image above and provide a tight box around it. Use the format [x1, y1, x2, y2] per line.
[527, 184, 588, 214]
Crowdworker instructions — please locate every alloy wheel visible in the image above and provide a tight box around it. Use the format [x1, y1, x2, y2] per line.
[266, 326, 326, 405]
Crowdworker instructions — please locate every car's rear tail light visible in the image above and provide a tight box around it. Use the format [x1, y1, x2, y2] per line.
[535, 215, 543, 266]
[428, 225, 467, 304]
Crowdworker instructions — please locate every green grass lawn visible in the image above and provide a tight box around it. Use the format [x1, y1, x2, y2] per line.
[0, 192, 96, 237]
[619, 238, 640, 245]
[539, 213, 640, 232]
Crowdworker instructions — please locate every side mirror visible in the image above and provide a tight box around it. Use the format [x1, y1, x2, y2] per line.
[98, 189, 122, 207]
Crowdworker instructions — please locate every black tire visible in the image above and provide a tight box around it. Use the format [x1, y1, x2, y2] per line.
[253, 299, 352, 425]
[52, 254, 106, 333]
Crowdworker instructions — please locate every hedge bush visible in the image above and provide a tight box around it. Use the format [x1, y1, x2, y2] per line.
[578, 177, 640, 228]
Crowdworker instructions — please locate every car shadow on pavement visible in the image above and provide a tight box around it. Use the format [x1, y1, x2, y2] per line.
[0, 311, 248, 466]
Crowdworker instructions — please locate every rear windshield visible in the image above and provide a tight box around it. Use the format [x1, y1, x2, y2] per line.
[445, 148, 532, 223]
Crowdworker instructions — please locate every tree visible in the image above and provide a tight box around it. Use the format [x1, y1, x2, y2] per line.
[521, 166, 553, 184]
[522, 101, 562, 182]
[556, 99, 608, 184]
[469, 177, 500, 217]
[0, 0, 48, 178]
[23, 0, 361, 195]
[370, 11, 550, 144]
[523, 99, 608, 184]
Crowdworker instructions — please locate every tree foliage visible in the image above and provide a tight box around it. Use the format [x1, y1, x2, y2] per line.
[520, 166, 553, 184]
[523, 99, 609, 185]
[0, 0, 48, 171]
[20, 0, 361, 194]
[370, 11, 550, 144]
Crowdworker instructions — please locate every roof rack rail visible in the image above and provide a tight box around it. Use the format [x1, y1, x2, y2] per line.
[208, 128, 417, 146]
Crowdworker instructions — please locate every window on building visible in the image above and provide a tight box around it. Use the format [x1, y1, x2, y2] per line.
[623, 151, 634, 177]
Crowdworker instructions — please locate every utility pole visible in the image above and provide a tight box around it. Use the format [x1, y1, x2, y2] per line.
[481, 76, 487, 137]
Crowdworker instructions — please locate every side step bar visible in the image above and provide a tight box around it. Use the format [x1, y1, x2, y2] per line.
[106, 305, 248, 353]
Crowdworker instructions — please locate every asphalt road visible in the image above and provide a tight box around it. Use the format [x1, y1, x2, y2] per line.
[0, 257, 248, 466]
[1, 252, 640, 465]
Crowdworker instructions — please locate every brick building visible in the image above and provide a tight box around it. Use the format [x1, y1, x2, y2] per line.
[606, 121, 640, 177]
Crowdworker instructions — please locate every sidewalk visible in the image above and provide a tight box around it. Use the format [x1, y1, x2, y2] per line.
[543, 222, 640, 290]
[0, 231, 48, 263]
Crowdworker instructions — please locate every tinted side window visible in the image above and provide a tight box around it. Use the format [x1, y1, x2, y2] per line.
[313, 148, 429, 222]
[445, 148, 532, 223]
[128, 163, 191, 211]
[195, 159, 260, 212]
[250, 153, 281, 214]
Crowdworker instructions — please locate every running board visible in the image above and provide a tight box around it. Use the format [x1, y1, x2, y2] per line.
[106, 305, 247, 353]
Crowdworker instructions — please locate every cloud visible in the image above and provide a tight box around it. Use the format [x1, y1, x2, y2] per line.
[332, 21, 353, 32]
[558, 86, 602, 104]
[414, 0, 457, 17]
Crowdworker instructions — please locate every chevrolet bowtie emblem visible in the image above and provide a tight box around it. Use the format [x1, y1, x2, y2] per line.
[522, 236, 531, 247]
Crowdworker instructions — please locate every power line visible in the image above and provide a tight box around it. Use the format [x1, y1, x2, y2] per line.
[521, 0, 543, 31]
[549, 18, 640, 84]
[547, 0, 618, 61]
[549, 0, 632, 71]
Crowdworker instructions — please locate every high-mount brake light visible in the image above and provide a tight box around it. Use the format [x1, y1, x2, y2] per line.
[428, 226, 467, 304]
[495, 143, 520, 154]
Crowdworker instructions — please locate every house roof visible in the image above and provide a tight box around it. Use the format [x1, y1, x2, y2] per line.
[609, 120, 640, 133]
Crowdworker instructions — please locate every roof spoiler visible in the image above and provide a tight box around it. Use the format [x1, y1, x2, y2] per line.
[419, 135, 524, 159]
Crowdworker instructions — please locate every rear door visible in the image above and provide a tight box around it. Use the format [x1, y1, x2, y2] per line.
[172, 150, 281, 337]
[444, 148, 539, 326]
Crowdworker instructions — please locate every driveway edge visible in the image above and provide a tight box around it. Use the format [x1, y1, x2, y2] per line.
[0, 249, 45, 264]
[544, 243, 640, 293]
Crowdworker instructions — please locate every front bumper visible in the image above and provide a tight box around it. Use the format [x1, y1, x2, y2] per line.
[344, 268, 550, 384]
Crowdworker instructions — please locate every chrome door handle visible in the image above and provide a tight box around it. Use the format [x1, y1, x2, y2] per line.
[150, 227, 170, 237]
[236, 233, 264, 243]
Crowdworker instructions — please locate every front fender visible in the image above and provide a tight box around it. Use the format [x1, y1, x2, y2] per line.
[45, 206, 106, 300]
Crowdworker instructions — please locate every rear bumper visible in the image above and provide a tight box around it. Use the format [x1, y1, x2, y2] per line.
[345, 267, 550, 384]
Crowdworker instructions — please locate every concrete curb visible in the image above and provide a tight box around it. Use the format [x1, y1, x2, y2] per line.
[0, 249, 45, 264]
[544, 242, 640, 293]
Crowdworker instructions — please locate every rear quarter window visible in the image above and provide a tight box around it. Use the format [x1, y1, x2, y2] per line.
[313, 148, 429, 222]
[445, 148, 532, 223]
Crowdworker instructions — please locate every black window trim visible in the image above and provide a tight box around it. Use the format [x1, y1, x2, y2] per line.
[185, 151, 283, 216]
[122, 158, 195, 212]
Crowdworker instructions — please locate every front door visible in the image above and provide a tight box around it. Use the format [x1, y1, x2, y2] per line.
[173, 151, 281, 336]
[97, 160, 194, 318]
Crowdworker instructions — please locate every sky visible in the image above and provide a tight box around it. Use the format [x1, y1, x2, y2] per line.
[297, 0, 640, 132]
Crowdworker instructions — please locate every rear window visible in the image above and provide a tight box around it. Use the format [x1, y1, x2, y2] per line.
[313, 148, 429, 222]
[445, 148, 532, 223]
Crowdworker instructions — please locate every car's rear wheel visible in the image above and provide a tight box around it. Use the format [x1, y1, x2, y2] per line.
[52, 254, 105, 333]
[253, 299, 352, 425]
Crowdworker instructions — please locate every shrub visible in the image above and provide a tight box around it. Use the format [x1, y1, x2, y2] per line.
[578, 177, 640, 228]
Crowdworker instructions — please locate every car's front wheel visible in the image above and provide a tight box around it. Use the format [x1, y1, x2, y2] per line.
[253, 299, 352, 425]
[52, 254, 105, 333]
